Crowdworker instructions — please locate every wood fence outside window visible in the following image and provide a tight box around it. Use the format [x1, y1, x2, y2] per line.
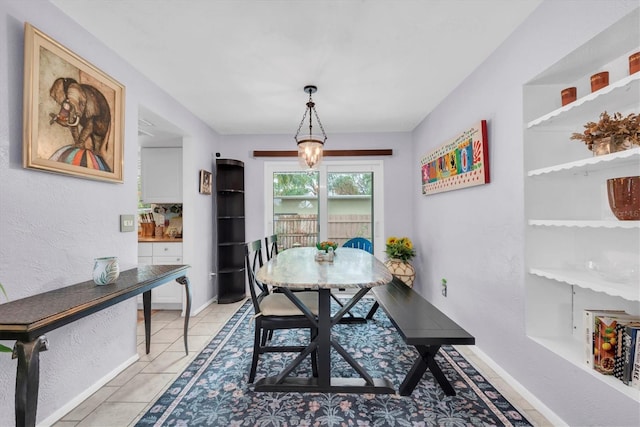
[274, 214, 371, 250]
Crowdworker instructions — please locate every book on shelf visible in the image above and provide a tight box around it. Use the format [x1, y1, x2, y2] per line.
[614, 322, 640, 381]
[632, 331, 640, 389]
[623, 325, 640, 386]
[593, 315, 635, 375]
[583, 309, 626, 369]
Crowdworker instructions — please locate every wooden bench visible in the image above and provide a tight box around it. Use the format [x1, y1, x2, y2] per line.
[370, 277, 475, 396]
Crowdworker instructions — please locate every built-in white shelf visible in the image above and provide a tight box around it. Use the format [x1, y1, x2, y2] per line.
[528, 335, 640, 400]
[528, 219, 640, 228]
[527, 74, 640, 129]
[524, 11, 640, 407]
[529, 267, 639, 301]
[527, 147, 640, 177]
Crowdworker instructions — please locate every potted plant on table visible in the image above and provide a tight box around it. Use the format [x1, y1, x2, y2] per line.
[384, 236, 416, 288]
[316, 241, 338, 253]
[570, 111, 640, 155]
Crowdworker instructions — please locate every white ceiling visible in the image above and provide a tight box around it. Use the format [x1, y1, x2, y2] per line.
[50, 0, 542, 137]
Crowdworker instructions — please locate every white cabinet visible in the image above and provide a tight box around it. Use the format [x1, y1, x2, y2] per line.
[138, 242, 184, 308]
[140, 147, 183, 203]
[523, 10, 639, 400]
[138, 241, 152, 265]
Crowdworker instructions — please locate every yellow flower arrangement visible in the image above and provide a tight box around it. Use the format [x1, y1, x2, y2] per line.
[385, 236, 416, 262]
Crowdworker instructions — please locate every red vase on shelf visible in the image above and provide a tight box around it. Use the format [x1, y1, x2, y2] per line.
[590, 71, 609, 92]
[561, 87, 577, 106]
[607, 176, 640, 220]
[629, 52, 640, 75]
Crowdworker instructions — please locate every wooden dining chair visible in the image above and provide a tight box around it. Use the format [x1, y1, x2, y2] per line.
[245, 239, 319, 383]
[264, 234, 279, 261]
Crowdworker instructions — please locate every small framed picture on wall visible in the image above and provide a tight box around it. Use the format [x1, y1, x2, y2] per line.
[199, 169, 212, 195]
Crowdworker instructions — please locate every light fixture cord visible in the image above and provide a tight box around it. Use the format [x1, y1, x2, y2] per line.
[294, 107, 309, 141]
[310, 103, 327, 142]
[294, 89, 327, 143]
[307, 99, 314, 137]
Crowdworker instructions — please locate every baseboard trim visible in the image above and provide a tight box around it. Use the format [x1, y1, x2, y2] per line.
[192, 296, 217, 316]
[464, 345, 567, 427]
[39, 354, 139, 427]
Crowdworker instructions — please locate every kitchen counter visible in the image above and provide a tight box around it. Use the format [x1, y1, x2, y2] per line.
[138, 237, 183, 243]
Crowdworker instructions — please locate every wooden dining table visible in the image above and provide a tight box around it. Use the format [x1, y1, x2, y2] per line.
[255, 246, 395, 394]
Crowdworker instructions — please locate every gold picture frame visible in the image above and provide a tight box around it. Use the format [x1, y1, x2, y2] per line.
[199, 169, 212, 195]
[23, 23, 125, 183]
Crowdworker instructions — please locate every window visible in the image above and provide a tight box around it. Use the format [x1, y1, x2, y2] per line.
[264, 160, 384, 258]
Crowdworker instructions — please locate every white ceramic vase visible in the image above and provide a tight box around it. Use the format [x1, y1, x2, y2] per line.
[93, 256, 120, 285]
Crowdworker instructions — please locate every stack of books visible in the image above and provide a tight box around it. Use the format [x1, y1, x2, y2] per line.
[584, 309, 640, 388]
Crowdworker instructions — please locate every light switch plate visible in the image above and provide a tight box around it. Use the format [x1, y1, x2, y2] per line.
[120, 214, 135, 232]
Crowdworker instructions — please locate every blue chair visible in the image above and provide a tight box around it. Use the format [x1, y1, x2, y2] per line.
[342, 239, 381, 320]
[339, 238, 374, 320]
[342, 237, 372, 253]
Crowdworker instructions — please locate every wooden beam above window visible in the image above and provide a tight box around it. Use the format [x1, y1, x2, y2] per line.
[253, 149, 392, 158]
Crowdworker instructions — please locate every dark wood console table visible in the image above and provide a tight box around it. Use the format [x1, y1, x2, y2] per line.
[0, 264, 191, 427]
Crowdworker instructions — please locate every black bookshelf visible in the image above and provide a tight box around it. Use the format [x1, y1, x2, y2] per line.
[215, 159, 246, 303]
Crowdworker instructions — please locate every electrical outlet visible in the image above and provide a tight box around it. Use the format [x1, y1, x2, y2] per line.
[441, 278, 447, 297]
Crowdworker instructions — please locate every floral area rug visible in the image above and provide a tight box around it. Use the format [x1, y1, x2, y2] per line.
[136, 300, 532, 426]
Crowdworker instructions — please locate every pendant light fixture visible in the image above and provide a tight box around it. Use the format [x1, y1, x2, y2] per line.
[294, 85, 327, 170]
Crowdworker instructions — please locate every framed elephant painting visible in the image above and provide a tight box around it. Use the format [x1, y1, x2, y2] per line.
[22, 23, 125, 183]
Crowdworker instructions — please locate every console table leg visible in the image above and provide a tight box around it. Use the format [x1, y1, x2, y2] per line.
[143, 290, 152, 354]
[13, 336, 49, 427]
[176, 276, 191, 355]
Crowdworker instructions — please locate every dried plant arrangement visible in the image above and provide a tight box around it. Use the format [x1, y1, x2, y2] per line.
[571, 111, 640, 151]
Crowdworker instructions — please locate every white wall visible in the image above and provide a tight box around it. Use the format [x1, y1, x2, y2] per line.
[2, 0, 637, 425]
[0, 0, 219, 423]
[411, 1, 639, 425]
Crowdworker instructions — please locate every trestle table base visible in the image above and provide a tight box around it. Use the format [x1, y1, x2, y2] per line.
[255, 288, 395, 395]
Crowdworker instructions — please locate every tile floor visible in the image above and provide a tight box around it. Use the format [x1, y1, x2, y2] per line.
[53, 298, 553, 426]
